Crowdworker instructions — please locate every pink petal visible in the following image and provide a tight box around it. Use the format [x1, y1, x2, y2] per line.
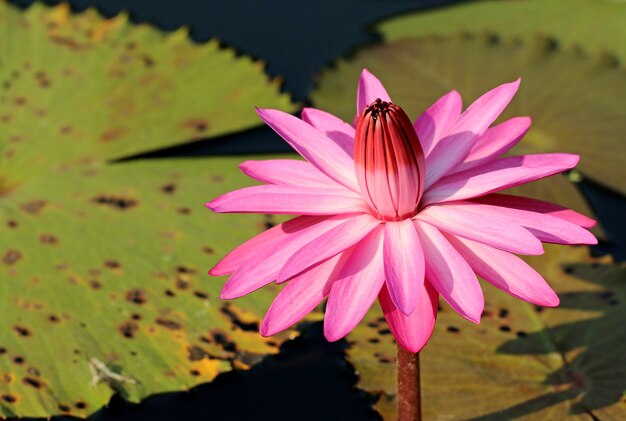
[475, 194, 596, 228]
[424, 79, 521, 189]
[453, 201, 597, 245]
[256, 108, 358, 190]
[210, 215, 328, 276]
[356, 68, 391, 117]
[378, 282, 438, 353]
[415, 220, 484, 323]
[383, 219, 426, 315]
[219, 215, 353, 299]
[301, 107, 355, 156]
[260, 253, 343, 337]
[278, 214, 381, 282]
[414, 90, 462, 156]
[324, 228, 385, 341]
[454, 117, 531, 173]
[239, 159, 340, 189]
[446, 234, 559, 307]
[207, 184, 369, 215]
[417, 203, 544, 255]
[423, 153, 580, 205]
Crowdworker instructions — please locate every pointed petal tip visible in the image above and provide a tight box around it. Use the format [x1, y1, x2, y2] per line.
[204, 201, 218, 211]
[322, 325, 345, 343]
[219, 282, 245, 300]
[208, 266, 225, 277]
[259, 319, 274, 337]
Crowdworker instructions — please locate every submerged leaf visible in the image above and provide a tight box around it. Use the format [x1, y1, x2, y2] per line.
[313, 34, 626, 235]
[347, 245, 626, 420]
[378, 0, 626, 66]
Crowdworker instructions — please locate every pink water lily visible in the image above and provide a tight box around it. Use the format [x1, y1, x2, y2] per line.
[206, 69, 597, 352]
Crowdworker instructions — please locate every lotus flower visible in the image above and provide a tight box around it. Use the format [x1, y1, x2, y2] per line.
[207, 69, 597, 352]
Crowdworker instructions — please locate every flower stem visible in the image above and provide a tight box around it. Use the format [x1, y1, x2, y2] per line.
[397, 346, 421, 421]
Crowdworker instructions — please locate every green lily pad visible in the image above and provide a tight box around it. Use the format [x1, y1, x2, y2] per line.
[0, 157, 293, 418]
[0, 2, 297, 417]
[0, 1, 294, 190]
[348, 245, 626, 420]
[378, 0, 626, 65]
[312, 34, 626, 234]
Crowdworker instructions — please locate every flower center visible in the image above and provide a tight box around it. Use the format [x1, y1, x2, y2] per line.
[354, 99, 425, 221]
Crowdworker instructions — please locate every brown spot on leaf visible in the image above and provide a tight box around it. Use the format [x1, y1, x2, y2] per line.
[20, 200, 46, 214]
[2, 374, 12, 383]
[141, 54, 155, 67]
[202, 246, 214, 254]
[119, 321, 139, 339]
[220, 304, 259, 332]
[177, 265, 196, 274]
[155, 318, 182, 330]
[190, 369, 200, 376]
[27, 367, 40, 376]
[177, 207, 191, 215]
[131, 313, 142, 321]
[39, 234, 58, 245]
[0, 114, 12, 123]
[210, 329, 236, 352]
[99, 127, 127, 142]
[13, 356, 25, 365]
[2, 394, 17, 403]
[6, 220, 18, 228]
[175, 276, 190, 290]
[187, 345, 209, 362]
[13, 326, 31, 337]
[60, 125, 72, 134]
[92, 195, 137, 210]
[161, 183, 176, 194]
[3, 249, 22, 265]
[126, 289, 147, 305]
[181, 118, 209, 133]
[447, 326, 460, 333]
[14, 97, 26, 106]
[89, 280, 102, 290]
[75, 402, 87, 409]
[164, 289, 176, 297]
[22, 377, 43, 388]
[58, 403, 71, 412]
[48, 314, 60, 323]
[0, 347, 7, 354]
[193, 291, 209, 299]
[104, 259, 121, 269]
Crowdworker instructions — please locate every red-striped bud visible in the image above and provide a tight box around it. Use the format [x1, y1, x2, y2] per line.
[354, 99, 425, 221]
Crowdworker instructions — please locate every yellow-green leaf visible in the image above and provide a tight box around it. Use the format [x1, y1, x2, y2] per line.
[379, 0, 626, 65]
[0, 157, 292, 418]
[0, 1, 294, 190]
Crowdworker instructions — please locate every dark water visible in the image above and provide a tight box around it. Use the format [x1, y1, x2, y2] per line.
[8, 0, 626, 419]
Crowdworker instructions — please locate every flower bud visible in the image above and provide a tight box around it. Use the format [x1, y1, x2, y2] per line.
[354, 99, 425, 221]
